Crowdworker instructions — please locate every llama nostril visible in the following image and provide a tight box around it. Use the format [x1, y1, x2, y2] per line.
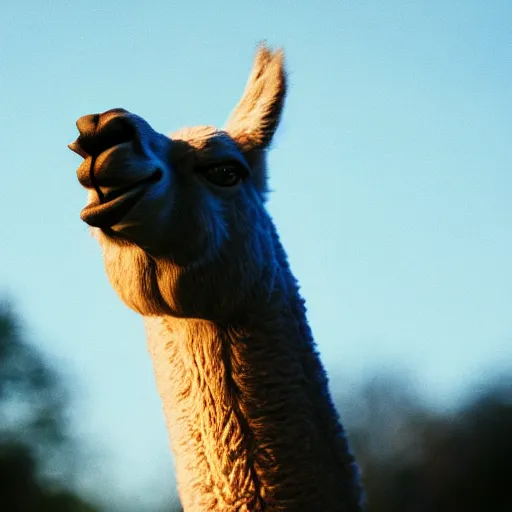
[76, 114, 100, 138]
[74, 114, 136, 158]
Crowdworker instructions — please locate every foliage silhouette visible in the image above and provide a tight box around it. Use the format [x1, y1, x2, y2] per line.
[339, 373, 512, 512]
[0, 300, 101, 511]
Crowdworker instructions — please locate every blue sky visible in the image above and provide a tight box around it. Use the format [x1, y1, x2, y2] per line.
[1, 0, 511, 505]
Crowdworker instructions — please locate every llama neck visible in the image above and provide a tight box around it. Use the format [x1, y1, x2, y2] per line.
[144, 281, 361, 512]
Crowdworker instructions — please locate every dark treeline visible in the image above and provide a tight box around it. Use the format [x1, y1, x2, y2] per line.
[0, 301, 99, 511]
[338, 373, 511, 511]
[1, 301, 510, 511]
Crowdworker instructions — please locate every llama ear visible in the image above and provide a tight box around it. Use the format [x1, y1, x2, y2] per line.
[224, 44, 287, 152]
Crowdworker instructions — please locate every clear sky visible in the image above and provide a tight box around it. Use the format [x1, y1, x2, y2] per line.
[1, 0, 511, 506]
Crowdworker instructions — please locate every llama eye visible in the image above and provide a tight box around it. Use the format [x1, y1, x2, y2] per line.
[201, 164, 244, 187]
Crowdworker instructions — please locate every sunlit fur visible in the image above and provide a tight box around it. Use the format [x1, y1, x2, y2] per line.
[75, 44, 362, 511]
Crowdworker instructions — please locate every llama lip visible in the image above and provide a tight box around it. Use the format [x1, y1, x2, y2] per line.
[80, 173, 159, 228]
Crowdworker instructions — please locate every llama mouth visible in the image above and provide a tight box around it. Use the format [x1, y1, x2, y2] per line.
[80, 172, 160, 228]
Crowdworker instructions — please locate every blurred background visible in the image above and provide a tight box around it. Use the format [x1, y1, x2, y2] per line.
[1, 1, 511, 510]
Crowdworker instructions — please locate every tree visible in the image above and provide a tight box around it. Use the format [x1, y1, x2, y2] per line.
[0, 299, 101, 511]
[339, 372, 512, 511]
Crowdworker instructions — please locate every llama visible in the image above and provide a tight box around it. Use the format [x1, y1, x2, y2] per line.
[69, 45, 362, 512]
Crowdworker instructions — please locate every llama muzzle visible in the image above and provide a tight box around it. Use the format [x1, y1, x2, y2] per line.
[69, 108, 166, 229]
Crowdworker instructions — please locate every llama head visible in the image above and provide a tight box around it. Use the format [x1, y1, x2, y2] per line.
[70, 45, 287, 320]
